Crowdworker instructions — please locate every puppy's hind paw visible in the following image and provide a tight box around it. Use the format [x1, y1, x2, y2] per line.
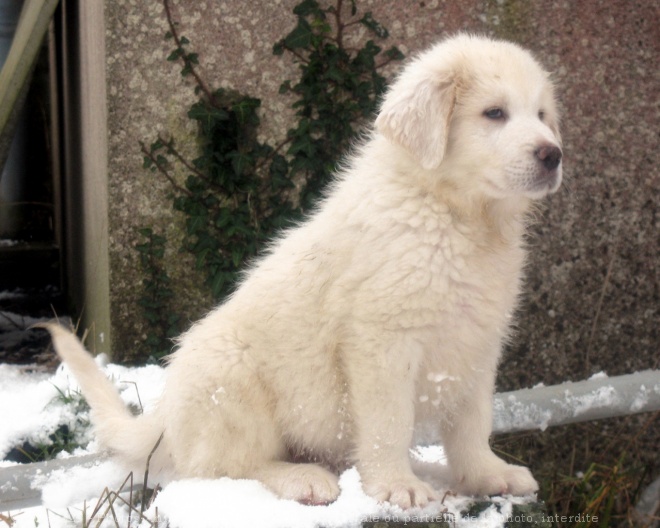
[253, 462, 340, 505]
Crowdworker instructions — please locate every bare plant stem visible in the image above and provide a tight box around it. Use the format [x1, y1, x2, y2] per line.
[139, 141, 193, 198]
[162, 0, 217, 106]
[585, 254, 615, 376]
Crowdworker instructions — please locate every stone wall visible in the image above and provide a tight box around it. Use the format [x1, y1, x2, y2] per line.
[102, 0, 658, 394]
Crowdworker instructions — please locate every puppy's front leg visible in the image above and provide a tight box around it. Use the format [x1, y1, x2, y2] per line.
[441, 370, 538, 496]
[345, 335, 439, 509]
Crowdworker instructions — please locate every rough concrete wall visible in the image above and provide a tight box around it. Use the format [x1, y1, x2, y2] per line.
[104, 0, 303, 360]
[103, 0, 658, 391]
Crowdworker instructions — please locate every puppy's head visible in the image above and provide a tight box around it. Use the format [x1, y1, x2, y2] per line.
[375, 34, 562, 200]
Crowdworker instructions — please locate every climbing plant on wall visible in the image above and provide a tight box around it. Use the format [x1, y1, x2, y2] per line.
[137, 0, 403, 359]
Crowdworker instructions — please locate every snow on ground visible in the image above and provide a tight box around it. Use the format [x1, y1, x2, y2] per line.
[0, 358, 165, 460]
[0, 362, 533, 528]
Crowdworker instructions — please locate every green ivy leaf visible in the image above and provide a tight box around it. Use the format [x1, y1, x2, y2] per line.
[211, 273, 225, 298]
[231, 248, 243, 268]
[273, 40, 285, 56]
[188, 102, 229, 131]
[229, 151, 252, 176]
[151, 137, 166, 151]
[231, 97, 261, 126]
[284, 18, 314, 49]
[167, 48, 184, 61]
[385, 46, 405, 61]
[187, 215, 206, 235]
[195, 247, 210, 269]
[293, 0, 322, 17]
[359, 12, 388, 39]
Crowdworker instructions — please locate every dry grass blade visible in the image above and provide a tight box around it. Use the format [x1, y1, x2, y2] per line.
[0, 512, 17, 527]
[43, 506, 77, 524]
[584, 254, 615, 376]
[141, 432, 165, 518]
[109, 492, 159, 527]
[85, 488, 112, 527]
[120, 381, 145, 413]
[78, 470, 163, 527]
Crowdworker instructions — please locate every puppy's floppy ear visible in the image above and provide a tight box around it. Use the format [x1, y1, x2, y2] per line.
[375, 74, 456, 170]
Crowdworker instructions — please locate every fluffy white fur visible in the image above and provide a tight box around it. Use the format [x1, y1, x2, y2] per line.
[46, 33, 562, 509]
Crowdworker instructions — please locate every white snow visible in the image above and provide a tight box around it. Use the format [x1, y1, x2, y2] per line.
[630, 384, 649, 412]
[0, 363, 77, 459]
[37, 459, 129, 508]
[492, 395, 553, 432]
[0, 359, 166, 460]
[0, 362, 535, 528]
[560, 385, 621, 417]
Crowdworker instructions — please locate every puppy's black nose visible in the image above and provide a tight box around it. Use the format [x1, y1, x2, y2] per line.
[535, 145, 562, 171]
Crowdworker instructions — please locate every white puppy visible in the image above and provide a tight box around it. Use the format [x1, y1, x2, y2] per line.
[46, 33, 562, 509]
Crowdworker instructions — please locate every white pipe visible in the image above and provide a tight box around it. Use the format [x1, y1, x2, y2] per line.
[493, 369, 660, 434]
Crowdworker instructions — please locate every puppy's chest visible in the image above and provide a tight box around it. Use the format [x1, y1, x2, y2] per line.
[383, 224, 524, 329]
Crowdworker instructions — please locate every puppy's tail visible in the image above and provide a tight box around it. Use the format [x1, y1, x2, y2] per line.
[41, 323, 164, 466]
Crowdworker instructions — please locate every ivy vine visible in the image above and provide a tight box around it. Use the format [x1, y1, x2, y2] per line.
[273, 0, 403, 208]
[137, 0, 403, 359]
[135, 227, 181, 359]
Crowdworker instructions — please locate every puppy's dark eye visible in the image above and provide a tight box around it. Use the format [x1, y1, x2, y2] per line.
[484, 108, 505, 120]
[538, 110, 545, 121]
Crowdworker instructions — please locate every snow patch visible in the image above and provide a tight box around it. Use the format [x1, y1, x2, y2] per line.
[630, 385, 649, 412]
[0, 364, 75, 458]
[562, 385, 621, 417]
[0, 362, 165, 459]
[149, 468, 383, 528]
[35, 459, 128, 509]
[493, 395, 553, 432]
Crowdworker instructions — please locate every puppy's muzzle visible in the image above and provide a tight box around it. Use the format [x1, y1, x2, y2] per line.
[532, 144, 562, 193]
[535, 145, 562, 172]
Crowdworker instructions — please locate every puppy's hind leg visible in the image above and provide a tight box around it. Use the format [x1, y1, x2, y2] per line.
[223, 388, 340, 503]
[167, 370, 340, 504]
[210, 404, 340, 504]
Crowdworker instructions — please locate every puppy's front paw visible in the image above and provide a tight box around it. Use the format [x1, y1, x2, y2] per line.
[457, 461, 538, 497]
[363, 474, 440, 509]
[499, 464, 538, 496]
